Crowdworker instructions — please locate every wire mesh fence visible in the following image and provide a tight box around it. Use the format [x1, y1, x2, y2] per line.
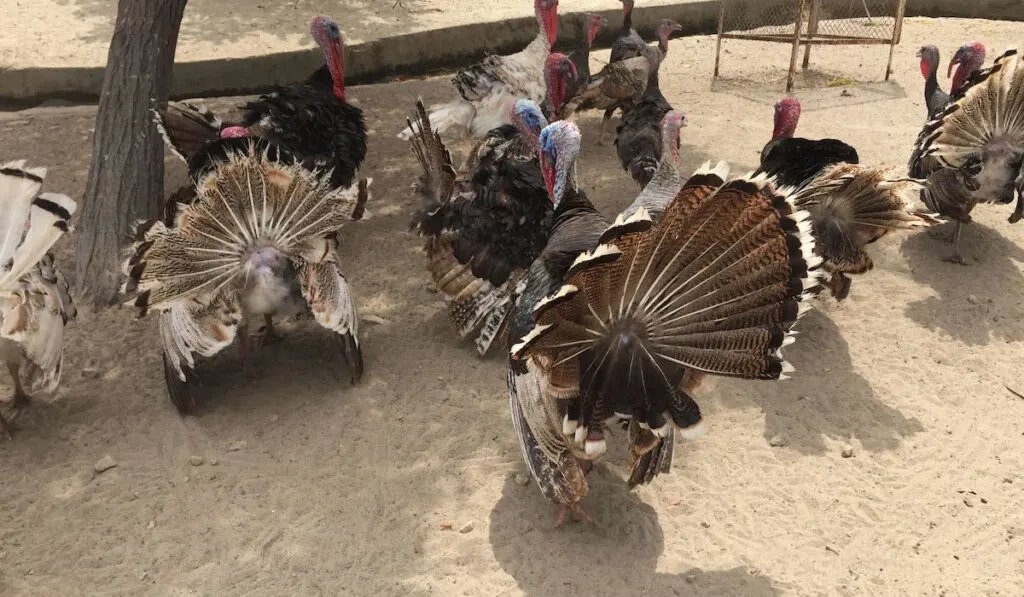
[714, 0, 907, 91]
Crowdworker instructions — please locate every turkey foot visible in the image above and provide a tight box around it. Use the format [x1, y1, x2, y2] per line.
[255, 315, 285, 346]
[554, 502, 595, 528]
[941, 222, 969, 265]
[0, 362, 30, 436]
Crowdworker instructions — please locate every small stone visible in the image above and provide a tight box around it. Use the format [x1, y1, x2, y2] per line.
[209, 458, 219, 466]
[700, 521, 711, 528]
[967, 294, 981, 305]
[363, 314, 390, 326]
[459, 521, 474, 534]
[81, 361, 102, 379]
[963, 496, 975, 508]
[768, 435, 788, 447]
[841, 446, 855, 458]
[685, 573, 697, 583]
[269, 414, 279, 423]
[228, 440, 247, 452]
[513, 473, 530, 486]
[189, 455, 203, 467]
[980, 497, 988, 504]
[147, 520, 156, 530]
[139, 572, 148, 581]
[93, 455, 117, 473]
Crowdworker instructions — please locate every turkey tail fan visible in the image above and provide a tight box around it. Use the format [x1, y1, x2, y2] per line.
[512, 170, 825, 452]
[122, 139, 365, 314]
[788, 164, 940, 275]
[424, 237, 521, 356]
[408, 99, 457, 235]
[916, 48, 1023, 170]
[0, 163, 77, 290]
[153, 102, 225, 162]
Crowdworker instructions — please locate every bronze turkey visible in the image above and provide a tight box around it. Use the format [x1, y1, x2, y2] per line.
[507, 121, 824, 525]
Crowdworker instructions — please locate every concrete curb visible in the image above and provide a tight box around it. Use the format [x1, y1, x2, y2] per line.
[1, 0, 1020, 105]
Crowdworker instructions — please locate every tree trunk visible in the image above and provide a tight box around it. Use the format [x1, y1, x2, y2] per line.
[76, 0, 188, 308]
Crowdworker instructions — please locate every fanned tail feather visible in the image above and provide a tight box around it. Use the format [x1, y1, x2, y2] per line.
[153, 102, 225, 162]
[123, 140, 364, 312]
[398, 99, 476, 141]
[512, 169, 825, 451]
[788, 164, 940, 275]
[914, 48, 1024, 172]
[0, 163, 76, 290]
[407, 99, 457, 234]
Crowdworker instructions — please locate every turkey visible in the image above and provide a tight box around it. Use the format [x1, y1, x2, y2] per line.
[757, 98, 859, 189]
[155, 16, 368, 191]
[0, 162, 77, 438]
[508, 121, 824, 525]
[609, 0, 643, 64]
[911, 47, 1024, 264]
[563, 14, 606, 106]
[124, 138, 367, 414]
[758, 98, 936, 298]
[409, 97, 553, 355]
[397, 0, 560, 140]
[562, 44, 660, 144]
[917, 45, 949, 120]
[613, 23, 684, 186]
[618, 111, 687, 216]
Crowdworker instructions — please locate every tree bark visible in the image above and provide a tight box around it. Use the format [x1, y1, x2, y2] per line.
[76, 0, 188, 308]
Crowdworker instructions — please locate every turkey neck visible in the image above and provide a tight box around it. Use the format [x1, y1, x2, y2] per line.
[621, 0, 634, 33]
[924, 58, 940, 105]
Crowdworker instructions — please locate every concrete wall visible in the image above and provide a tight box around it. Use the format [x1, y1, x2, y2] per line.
[1, 0, 1020, 105]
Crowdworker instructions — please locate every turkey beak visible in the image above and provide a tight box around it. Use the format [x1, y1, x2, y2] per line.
[948, 52, 961, 78]
[541, 150, 556, 204]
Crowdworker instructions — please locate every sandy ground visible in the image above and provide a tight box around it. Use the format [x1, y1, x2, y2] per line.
[0, 0, 689, 69]
[1, 16, 1024, 597]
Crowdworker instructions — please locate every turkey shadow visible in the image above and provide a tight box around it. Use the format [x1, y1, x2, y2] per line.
[489, 476, 781, 597]
[716, 309, 923, 454]
[899, 222, 1024, 346]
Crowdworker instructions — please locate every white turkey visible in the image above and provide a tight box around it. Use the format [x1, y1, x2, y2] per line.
[397, 0, 560, 140]
[0, 162, 77, 437]
[123, 138, 367, 413]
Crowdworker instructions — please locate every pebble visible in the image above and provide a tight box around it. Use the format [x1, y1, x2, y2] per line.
[459, 521, 474, 534]
[967, 294, 981, 305]
[209, 458, 219, 466]
[80, 362, 102, 379]
[189, 455, 204, 467]
[963, 496, 975, 508]
[768, 435, 788, 448]
[700, 521, 711, 529]
[269, 414, 279, 423]
[147, 520, 156, 530]
[513, 473, 530, 486]
[841, 446, 855, 458]
[228, 440, 247, 452]
[93, 455, 117, 473]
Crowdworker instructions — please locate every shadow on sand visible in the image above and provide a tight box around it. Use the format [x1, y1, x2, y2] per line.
[489, 475, 781, 596]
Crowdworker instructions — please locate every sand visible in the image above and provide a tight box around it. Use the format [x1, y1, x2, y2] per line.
[1, 15, 1023, 597]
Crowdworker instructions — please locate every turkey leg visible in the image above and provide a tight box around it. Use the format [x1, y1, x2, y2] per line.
[238, 324, 258, 378]
[598, 109, 614, 145]
[0, 361, 30, 439]
[1010, 167, 1024, 224]
[942, 221, 969, 266]
[256, 314, 285, 346]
